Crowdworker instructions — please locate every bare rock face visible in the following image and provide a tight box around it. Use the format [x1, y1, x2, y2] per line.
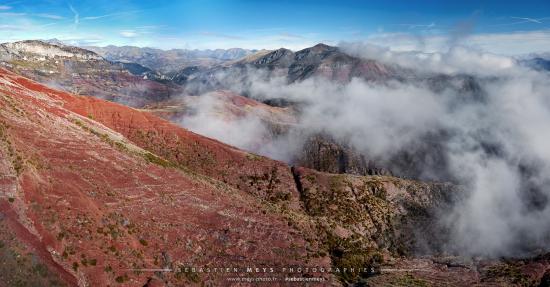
[289, 167, 458, 280]
[252, 48, 295, 67]
[296, 133, 390, 176]
[540, 269, 550, 287]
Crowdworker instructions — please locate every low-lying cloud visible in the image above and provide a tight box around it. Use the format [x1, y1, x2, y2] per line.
[180, 92, 271, 151]
[178, 42, 550, 258]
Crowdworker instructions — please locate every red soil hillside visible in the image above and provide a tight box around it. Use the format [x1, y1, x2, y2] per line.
[50, 84, 302, 209]
[2, 68, 548, 286]
[0, 68, 331, 286]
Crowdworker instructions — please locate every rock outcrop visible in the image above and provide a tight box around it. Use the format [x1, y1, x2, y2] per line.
[295, 133, 390, 176]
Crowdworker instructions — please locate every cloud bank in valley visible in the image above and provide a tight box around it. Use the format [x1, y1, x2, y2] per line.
[178, 42, 550, 258]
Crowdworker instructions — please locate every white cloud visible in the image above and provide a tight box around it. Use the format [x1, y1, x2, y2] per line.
[341, 41, 515, 76]
[176, 45, 550, 257]
[35, 13, 64, 20]
[180, 92, 271, 151]
[199, 31, 243, 40]
[0, 12, 26, 17]
[120, 30, 137, 38]
[82, 14, 114, 20]
[0, 24, 26, 31]
[365, 29, 550, 55]
[68, 4, 79, 27]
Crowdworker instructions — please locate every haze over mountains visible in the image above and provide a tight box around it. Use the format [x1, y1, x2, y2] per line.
[86, 44, 257, 74]
[2, 38, 550, 286]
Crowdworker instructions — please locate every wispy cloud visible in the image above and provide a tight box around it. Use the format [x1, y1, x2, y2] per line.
[0, 24, 25, 31]
[81, 10, 140, 21]
[135, 25, 165, 31]
[200, 31, 243, 40]
[39, 22, 58, 28]
[53, 35, 105, 46]
[120, 30, 137, 38]
[118, 25, 161, 38]
[82, 14, 115, 20]
[277, 32, 305, 40]
[364, 29, 550, 55]
[398, 22, 436, 29]
[0, 21, 57, 32]
[493, 16, 550, 26]
[0, 5, 11, 10]
[68, 3, 79, 27]
[35, 13, 65, 20]
[511, 16, 549, 24]
[0, 12, 25, 16]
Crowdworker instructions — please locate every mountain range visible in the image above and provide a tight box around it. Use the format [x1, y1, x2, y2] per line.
[1, 39, 550, 286]
[85, 44, 257, 74]
[2, 40, 546, 181]
[0, 40, 181, 107]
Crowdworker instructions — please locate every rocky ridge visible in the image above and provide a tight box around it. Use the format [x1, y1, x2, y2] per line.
[0, 40, 182, 107]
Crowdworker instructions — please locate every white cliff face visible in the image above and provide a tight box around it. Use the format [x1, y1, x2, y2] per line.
[2, 41, 103, 61]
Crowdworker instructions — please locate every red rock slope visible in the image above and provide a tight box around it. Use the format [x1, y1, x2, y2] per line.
[0, 68, 331, 286]
[3, 68, 548, 287]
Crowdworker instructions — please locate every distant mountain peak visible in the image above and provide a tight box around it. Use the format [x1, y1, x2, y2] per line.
[305, 43, 338, 53]
[252, 47, 294, 66]
[2, 40, 102, 60]
[312, 43, 332, 49]
[85, 45, 257, 73]
[44, 38, 66, 46]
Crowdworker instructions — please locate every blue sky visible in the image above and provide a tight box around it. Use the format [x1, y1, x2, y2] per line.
[1, 0, 550, 54]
